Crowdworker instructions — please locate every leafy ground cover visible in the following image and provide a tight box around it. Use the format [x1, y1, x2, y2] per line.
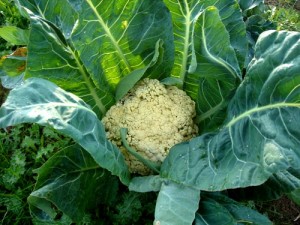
[0, 0, 28, 51]
[0, 1, 299, 224]
[265, 0, 300, 31]
[0, 124, 73, 224]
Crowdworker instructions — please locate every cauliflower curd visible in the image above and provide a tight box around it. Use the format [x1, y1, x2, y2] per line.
[102, 78, 198, 174]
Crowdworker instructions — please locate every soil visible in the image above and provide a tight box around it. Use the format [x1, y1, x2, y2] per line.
[0, 83, 8, 106]
[257, 196, 300, 225]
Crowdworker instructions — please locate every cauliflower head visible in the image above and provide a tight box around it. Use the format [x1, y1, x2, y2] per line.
[102, 78, 198, 175]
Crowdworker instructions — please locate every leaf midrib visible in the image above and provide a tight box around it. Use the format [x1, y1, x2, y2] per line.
[226, 102, 300, 127]
[69, 48, 107, 115]
[86, 0, 132, 72]
[13, 102, 96, 114]
[179, 0, 192, 82]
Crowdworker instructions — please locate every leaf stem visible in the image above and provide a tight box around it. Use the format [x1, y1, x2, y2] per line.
[69, 48, 107, 116]
[179, 0, 192, 87]
[120, 128, 160, 173]
[226, 102, 300, 127]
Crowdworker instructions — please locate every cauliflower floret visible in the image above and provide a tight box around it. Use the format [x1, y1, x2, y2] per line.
[102, 78, 198, 175]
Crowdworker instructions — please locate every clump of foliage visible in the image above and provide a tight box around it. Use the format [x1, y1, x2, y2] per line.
[105, 191, 156, 225]
[0, 124, 73, 224]
[267, 5, 300, 31]
[0, 0, 300, 224]
[0, 128, 157, 225]
[0, 0, 29, 51]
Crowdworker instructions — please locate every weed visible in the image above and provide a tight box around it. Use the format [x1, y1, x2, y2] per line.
[266, 0, 300, 31]
[0, 124, 73, 224]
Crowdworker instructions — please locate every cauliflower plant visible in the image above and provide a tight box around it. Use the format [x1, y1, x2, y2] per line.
[102, 78, 198, 175]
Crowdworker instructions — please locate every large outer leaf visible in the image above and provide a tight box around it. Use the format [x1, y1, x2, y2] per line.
[162, 0, 202, 82]
[0, 78, 130, 185]
[70, 0, 174, 91]
[288, 189, 300, 206]
[161, 30, 300, 191]
[16, 0, 77, 39]
[154, 181, 200, 225]
[164, 0, 245, 132]
[163, 0, 246, 81]
[228, 168, 300, 201]
[195, 193, 272, 225]
[16, 0, 174, 116]
[129, 175, 163, 193]
[187, 7, 241, 132]
[28, 144, 119, 223]
[23, 13, 113, 117]
[0, 26, 29, 45]
[201, 0, 247, 69]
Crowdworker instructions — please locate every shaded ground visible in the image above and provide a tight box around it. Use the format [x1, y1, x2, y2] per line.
[257, 196, 300, 225]
[265, 0, 300, 10]
[0, 83, 8, 106]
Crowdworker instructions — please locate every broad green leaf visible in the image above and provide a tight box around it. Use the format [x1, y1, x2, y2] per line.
[161, 30, 300, 191]
[28, 144, 119, 223]
[245, 15, 277, 67]
[0, 47, 27, 77]
[16, 0, 174, 116]
[195, 193, 272, 225]
[0, 1, 5, 11]
[230, 168, 300, 201]
[24, 14, 112, 117]
[160, 77, 183, 86]
[154, 181, 200, 225]
[70, 0, 174, 91]
[164, 1, 245, 132]
[129, 176, 163, 193]
[16, 0, 77, 39]
[288, 189, 300, 206]
[238, 0, 264, 14]
[200, 0, 247, 70]
[0, 78, 130, 185]
[164, 0, 246, 83]
[1, 74, 24, 89]
[187, 7, 241, 132]
[162, 0, 203, 82]
[0, 26, 29, 45]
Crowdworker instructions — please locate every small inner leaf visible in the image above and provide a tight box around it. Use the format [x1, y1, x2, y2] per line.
[115, 40, 163, 101]
[160, 77, 183, 86]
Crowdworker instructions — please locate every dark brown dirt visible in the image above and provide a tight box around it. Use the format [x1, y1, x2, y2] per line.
[257, 196, 300, 225]
[0, 83, 9, 106]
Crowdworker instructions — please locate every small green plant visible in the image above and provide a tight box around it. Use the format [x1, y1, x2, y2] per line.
[265, 0, 300, 31]
[0, 0, 28, 51]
